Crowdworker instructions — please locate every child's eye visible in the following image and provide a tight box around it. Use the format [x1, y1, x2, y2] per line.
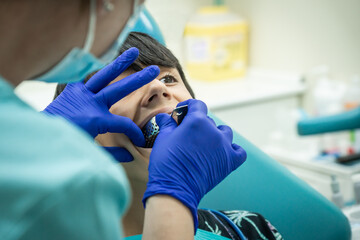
[159, 75, 177, 84]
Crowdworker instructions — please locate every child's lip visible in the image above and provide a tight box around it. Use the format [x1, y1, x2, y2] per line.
[139, 106, 174, 129]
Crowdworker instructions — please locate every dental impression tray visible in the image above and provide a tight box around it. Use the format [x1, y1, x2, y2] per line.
[142, 105, 188, 148]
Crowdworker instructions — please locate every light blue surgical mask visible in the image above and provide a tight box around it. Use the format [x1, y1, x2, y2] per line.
[35, 0, 142, 83]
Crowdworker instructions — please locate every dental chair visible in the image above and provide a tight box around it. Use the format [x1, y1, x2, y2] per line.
[297, 107, 360, 136]
[130, 7, 351, 240]
[202, 113, 351, 240]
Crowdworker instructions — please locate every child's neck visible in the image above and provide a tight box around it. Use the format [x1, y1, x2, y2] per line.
[122, 178, 147, 237]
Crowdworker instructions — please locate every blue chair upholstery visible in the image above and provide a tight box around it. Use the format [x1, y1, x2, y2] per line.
[132, 8, 166, 46]
[133, 7, 351, 240]
[298, 107, 360, 135]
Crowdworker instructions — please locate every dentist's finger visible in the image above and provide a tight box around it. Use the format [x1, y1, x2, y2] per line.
[178, 99, 208, 116]
[99, 65, 160, 108]
[155, 113, 177, 131]
[86, 47, 139, 93]
[231, 143, 247, 169]
[207, 116, 217, 126]
[103, 114, 146, 147]
[217, 125, 234, 143]
[103, 147, 134, 162]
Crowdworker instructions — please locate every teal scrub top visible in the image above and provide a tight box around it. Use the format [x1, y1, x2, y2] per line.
[0, 76, 131, 240]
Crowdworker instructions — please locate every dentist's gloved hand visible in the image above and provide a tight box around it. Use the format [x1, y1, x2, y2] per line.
[43, 48, 160, 162]
[143, 99, 247, 231]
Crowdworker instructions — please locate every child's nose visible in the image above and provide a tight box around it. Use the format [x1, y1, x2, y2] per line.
[142, 80, 171, 106]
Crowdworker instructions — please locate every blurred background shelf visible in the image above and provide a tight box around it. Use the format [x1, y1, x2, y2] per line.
[190, 68, 305, 110]
[188, 68, 305, 148]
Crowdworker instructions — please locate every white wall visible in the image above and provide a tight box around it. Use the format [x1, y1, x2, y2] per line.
[145, 0, 209, 64]
[146, 0, 360, 81]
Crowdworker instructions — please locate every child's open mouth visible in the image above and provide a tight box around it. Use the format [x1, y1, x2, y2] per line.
[141, 105, 188, 148]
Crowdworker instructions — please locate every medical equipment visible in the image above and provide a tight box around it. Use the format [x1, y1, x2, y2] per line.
[183, 1, 248, 81]
[171, 105, 188, 125]
[300, 69, 360, 155]
[354, 181, 360, 204]
[343, 75, 360, 153]
[297, 107, 360, 136]
[337, 152, 360, 164]
[331, 175, 344, 208]
[142, 117, 159, 148]
[142, 105, 188, 148]
[297, 107, 360, 160]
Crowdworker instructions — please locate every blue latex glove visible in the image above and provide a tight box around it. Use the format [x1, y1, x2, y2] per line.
[43, 47, 160, 162]
[143, 99, 247, 231]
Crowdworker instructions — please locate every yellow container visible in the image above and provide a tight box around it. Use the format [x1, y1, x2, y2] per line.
[183, 6, 248, 81]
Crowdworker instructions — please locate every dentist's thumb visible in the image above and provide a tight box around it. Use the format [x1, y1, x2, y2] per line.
[155, 113, 177, 132]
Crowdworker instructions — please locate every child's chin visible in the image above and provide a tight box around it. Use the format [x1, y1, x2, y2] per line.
[134, 146, 152, 164]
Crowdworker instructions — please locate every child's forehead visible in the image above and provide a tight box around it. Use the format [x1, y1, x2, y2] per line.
[126, 66, 180, 76]
[158, 66, 180, 74]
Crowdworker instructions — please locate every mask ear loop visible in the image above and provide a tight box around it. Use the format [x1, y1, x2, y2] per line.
[129, 0, 141, 28]
[83, 0, 97, 52]
[98, 0, 141, 63]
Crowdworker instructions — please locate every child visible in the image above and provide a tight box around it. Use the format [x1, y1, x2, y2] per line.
[54, 32, 283, 240]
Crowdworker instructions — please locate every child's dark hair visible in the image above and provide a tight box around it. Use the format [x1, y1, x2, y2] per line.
[54, 32, 194, 99]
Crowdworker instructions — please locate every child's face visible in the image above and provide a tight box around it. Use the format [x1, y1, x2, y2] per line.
[110, 66, 192, 130]
[96, 66, 193, 164]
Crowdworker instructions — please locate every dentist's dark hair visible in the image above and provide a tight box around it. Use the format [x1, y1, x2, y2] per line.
[54, 32, 195, 99]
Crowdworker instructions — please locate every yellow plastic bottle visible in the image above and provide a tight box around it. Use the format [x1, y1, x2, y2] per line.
[183, 1, 248, 81]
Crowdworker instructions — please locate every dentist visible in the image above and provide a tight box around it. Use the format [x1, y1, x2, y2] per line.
[0, 1, 247, 239]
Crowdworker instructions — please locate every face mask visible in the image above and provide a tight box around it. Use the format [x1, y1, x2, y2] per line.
[35, 0, 142, 83]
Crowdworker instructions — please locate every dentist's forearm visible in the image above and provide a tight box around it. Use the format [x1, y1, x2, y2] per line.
[142, 195, 194, 240]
